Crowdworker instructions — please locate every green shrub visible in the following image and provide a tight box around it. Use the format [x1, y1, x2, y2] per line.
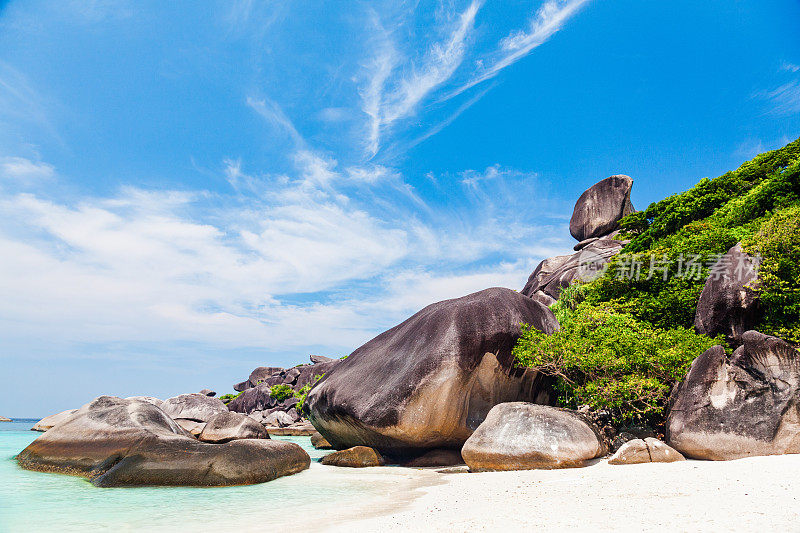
[513, 302, 724, 426]
[219, 392, 242, 404]
[743, 204, 800, 343]
[269, 384, 294, 401]
[293, 374, 324, 412]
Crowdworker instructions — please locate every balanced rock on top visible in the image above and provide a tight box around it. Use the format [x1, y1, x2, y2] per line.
[569, 175, 634, 241]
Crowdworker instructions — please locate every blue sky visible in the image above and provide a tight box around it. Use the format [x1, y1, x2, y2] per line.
[1, 0, 799, 416]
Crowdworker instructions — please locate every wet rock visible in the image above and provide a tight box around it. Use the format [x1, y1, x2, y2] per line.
[311, 431, 334, 449]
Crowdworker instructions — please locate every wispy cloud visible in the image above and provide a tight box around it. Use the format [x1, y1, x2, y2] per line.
[0, 157, 567, 357]
[449, 0, 590, 99]
[246, 95, 306, 147]
[360, 1, 482, 157]
[0, 157, 55, 181]
[762, 80, 800, 116]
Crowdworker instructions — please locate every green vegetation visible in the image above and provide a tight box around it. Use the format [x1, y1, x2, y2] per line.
[514, 297, 723, 426]
[514, 137, 800, 427]
[219, 391, 242, 404]
[269, 384, 294, 401]
[294, 374, 324, 412]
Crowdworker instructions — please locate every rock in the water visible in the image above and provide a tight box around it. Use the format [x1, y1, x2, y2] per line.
[17, 396, 310, 487]
[310, 431, 334, 449]
[310, 355, 335, 364]
[306, 288, 558, 453]
[569, 175, 634, 241]
[608, 438, 685, 465]
[199, 389, 216, 397]
[199, 411, 269, 443]
[667, 331, 800, 460]
[521, 237, 625, 299]
[0, 416, 10, 422]
[461, 403, 606, 471]
[320, 446, 384, 468]
[174, 419, 205, 437]
[264, 411, 294, 428]
[161, 393, 228, 423]
[32, 409, 78, 432]
[694, 243, 760, 342]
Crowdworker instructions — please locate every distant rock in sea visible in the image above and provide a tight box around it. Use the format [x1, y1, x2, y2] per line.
[17, 396, 309, 487]
[0, 416, 10, 422]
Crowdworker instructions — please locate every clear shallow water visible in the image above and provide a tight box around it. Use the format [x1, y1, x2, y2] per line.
[0, 420, 424, 533]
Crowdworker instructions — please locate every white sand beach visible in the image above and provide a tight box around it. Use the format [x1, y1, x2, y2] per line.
[325, 454, 800, 532]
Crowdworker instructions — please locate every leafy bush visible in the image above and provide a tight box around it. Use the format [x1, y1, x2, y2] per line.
[293, 374, 324, 412]
[743, 204, 800, 343]
[269, 384, 294, 401]
[513, 301, 724, 426]
[219, 392, 242, 404]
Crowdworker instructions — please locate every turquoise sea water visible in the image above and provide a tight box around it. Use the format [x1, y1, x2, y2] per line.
[0, 421, 418, 533]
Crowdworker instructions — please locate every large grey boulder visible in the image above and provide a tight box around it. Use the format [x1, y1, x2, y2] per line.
[32, 409, 78, 432]
[234, 366, 285, 392]
[461, 403, 606, 471]
[521, 237, 625, 299]
[310, 355, 335, 364]
[264, 411, 295, 428]
[667, 331, 800, 460]
[306, 288, 558, 454]
[17, 396, 310, 487]
[198, 411, 268, 443]
[608, 437, 685, 465]
[694, 243, 760, 342]
[161, 393, 228, 423]
[227, 384, 277, 414]
[569, 175, 634, 241]
[126, 396, 164, 408]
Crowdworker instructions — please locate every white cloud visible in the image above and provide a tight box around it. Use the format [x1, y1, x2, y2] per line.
[246, 95, 305, 147]
[781, 61, 800, 73]
[449, 0, 591, 99]
[0, 159, 568, 358]
[763, 80, 800, 116]
[0, 157, 55, 181]
[360, 1, 482, 156]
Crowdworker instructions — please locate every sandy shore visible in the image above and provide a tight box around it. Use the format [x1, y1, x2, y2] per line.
[324, 454, 800, 532]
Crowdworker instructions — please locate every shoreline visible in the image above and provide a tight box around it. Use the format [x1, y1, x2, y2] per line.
[325, 454, 800, 532]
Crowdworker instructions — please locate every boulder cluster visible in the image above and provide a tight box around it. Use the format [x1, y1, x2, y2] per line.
[22, 172, 800, 483]
[18, 396, 309, 487]
[227, 355, 340, 429]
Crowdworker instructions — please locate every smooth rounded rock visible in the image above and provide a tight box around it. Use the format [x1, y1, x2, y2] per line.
[569, 175, 634, 241]
[32, 409, 78, 432]
[461, 403, 606, 471]
[608, 438, 684, 465]
[310, 431, 333, 449]
[16, 396, 309, 487]
[694, 243, 760, 342]
[199, 411, 268, 443]
[667, 332, 800, 460]
[307, 288, 558, 453]
[174, 418, 205, 437]
[161, 393, 228, 423]
[320, 446, 384, 468]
